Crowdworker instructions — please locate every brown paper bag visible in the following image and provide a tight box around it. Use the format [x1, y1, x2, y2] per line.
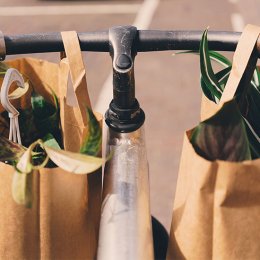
[59, 31, 92, 152]
[0, 57, 59, 260]
[0, 31, 102, 259]
[39, 31, 102, 260]
[167, 24, 260, 260]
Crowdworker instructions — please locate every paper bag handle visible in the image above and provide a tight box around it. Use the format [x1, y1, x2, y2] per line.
[61, 31, 92, 115]
[220, 24, 260, 104]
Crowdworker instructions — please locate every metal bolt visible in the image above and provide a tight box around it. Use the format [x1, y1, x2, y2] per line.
[116, 54, 132, 70]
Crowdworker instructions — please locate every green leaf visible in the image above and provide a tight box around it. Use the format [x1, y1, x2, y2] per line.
[215, 66, 231, 87]
[41, 134, 61, 168]
[174, 50, 231, 67]
[13, 89, 61, 147]
[80, 108, 102, 156]
[0, 62, 9, 75]
[8, 135, 103, 207]
[44, 144, 103, 174]
[12, 147, 33, 207]
[207, 50, 232, 67]
[253, 66, 260, 90]
[12, 171, 33, 208]
[200, 29, 222, 100]
[43, 133, 61, 150]
[193, 29, 260, 158]
[243, 117, 260, 159]
[11, 139, 50, 207]
[213, 68, 260, 158]
[30, 90, 62, 147]
[18, 108, 39, 147]
[31, 91, 56, 120]
[249, 76, 260, 145]
[200, 78, 216, 101]
[200, 66, 231, 102]
[190, 100, 251, 161]
[14, 150, 32, 173]
[244, 89, 260, 137]
[9, 81, 30, 100]
[0, 136, 26, 163]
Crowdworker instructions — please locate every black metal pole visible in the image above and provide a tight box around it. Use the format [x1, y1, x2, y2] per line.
[105, 26, 145, 133]
[4, 30, 244, 55]
[2, 27, 258, 133]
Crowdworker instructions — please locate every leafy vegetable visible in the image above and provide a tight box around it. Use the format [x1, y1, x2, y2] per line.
[12, 170, 33, 208]
[45, 145, 103, 174]
[243, 117, 260, 158]
[31, 91, 62, 147]
[200, 29, 223, 100]
[175, 29, 260, 159]
[197, 28, 260, 159]
[43, 133, 61, 150]
[174, 50, 232, 67]
[80, 108, 102, 156]
[0, 62, 104, 207]
[0, 136, 26, 163]
[0, 62, 9, 77]
[215, 66, 231, 87]
[0, 136, 104, 207]
[253, 66, 260, 90]
[201, 66, 231, 101]
[191, 100, 251, 161]
[0, 90, 62, 148]
[12, 141, 45, 208]
[0, 66, 62, 147]
[8, 81, 30, 100]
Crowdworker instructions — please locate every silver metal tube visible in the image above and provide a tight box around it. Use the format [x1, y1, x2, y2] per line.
[97, 127, 154, 260]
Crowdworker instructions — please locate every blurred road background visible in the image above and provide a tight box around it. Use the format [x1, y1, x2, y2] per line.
[0, 0, 259, 231]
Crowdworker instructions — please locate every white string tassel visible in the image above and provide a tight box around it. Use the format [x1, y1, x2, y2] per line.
[1, 68, 25, 145]
[15, 117, 22, 145]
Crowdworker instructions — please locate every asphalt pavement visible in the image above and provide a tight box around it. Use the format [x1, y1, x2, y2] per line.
[0, 0, 259, 231]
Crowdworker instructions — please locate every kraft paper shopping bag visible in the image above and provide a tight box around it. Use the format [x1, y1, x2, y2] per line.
[0, 31, 102, 259]
[167, 24, 260, 260]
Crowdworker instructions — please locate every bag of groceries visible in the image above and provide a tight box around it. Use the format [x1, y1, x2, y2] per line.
[167, 24, 260, 260]
[0, 31, 102, 259]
